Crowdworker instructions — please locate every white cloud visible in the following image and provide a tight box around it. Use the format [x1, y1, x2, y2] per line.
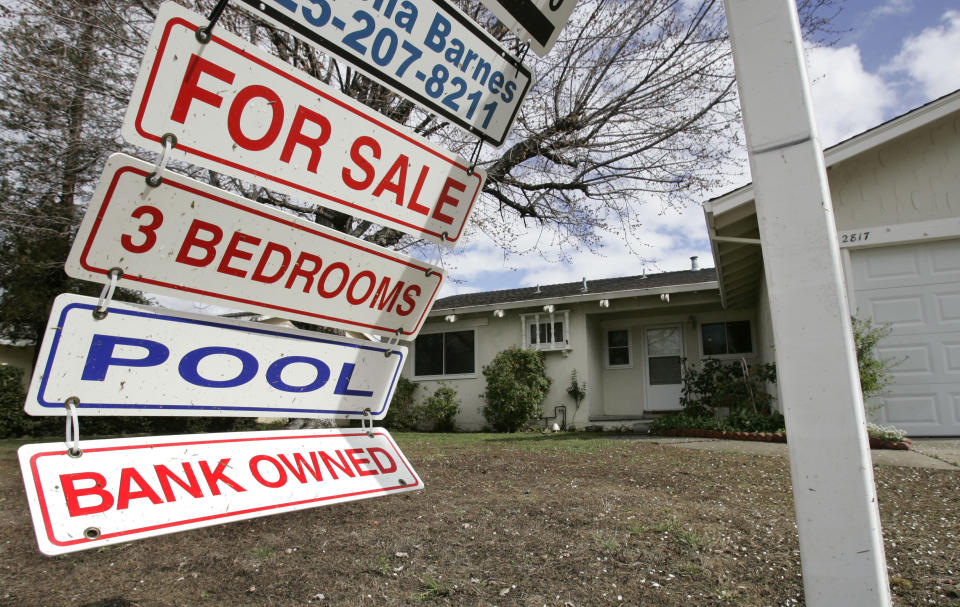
[887, 10, 960, 100]
[439, 199, 713, 298]
[805, 44, 896, 146]
[870, 0, 914, 18]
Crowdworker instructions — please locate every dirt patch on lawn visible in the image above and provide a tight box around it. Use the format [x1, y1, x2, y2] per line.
[0, 433, 957, 606]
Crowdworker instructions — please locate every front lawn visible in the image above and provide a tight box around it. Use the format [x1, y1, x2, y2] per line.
[0, 432, 956, 605]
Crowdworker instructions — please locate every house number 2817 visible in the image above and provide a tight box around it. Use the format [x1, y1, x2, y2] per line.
[839, 231, 870, 244]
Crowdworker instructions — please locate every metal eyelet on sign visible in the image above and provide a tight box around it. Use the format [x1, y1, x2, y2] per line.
[84, 527, 101, 540]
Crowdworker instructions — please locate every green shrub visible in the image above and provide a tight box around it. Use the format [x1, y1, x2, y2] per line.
[482, 348, 551, 432]
[649, 410, 785, 434]
[383, 378, 419, 430]
[680, 358, 776, 415]
[420, 385, 460, 432]
[852, 316, 898, 400]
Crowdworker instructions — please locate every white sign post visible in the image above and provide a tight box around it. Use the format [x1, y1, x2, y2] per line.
[476, 0, 577, 57]
[19, 428, 421, 555]
[722, 0, 891, 605]
[67, 154, 442, 339]
[234, 0, 533, 146]
[24, 294, 406, 420]
[123, 2, 484, 246]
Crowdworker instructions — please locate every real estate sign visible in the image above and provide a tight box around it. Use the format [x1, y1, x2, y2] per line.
[234, 0, 533, 146]
[66, 154, 442, 339]
[123, 2, 484, 245]
[19, 428, 421, 555]
[23, 294, 406, 420]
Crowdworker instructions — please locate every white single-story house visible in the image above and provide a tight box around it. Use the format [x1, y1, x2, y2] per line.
[403, 88, 960, 437]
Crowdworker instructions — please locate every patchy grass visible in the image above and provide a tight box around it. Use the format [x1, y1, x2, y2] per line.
[0, 432, 957, 606]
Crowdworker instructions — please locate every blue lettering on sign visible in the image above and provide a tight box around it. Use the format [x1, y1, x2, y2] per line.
[80, 335, 374, 398]
[178, 346, 259, 388]
[267, 356, 331, 392]
[82, 334, 170, 381]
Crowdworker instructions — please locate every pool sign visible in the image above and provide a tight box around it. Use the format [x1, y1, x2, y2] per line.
[66, 154, 442, 339]
[235, 0, 532, 146]
[477, 0, 578, 57]
[19, 428, 421, 555]
[122, 2, 484, 246]
[23, 294, 406, 419]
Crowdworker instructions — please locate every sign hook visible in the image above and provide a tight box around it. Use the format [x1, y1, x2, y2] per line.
[196, 0, 231, 43]
[146, 133, 177, 187]
[93, 268, 123, 320]
[382, 329, 402, 358]
[65, 397, 82, 457]
[361, 408, 374, 437]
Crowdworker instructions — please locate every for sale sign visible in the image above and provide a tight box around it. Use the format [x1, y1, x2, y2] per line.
[235, 0, 532, 146]
[23, 294, 406, 419]
[66, 154, 442, 339]
[19, 428, 421, 555]
[123, 2, 484, 246]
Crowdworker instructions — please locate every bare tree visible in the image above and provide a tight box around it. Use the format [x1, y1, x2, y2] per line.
[211, 0, 838, 257]
[0, 0, 152, 349]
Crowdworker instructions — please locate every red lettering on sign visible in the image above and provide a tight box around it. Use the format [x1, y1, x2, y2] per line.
[154, 463, 204, 502]
[397, 284, 421, 316]
[61, 472, 114, 517]
[117, 467, 164, 510]
[345, 448, 378, 477]
[227, 85, 284, 151]
[280, 106, 332, 173]
[347, 271, 377, 305]
[176, 219, 223, 267]
[171, 54, 235, 124]
[320, 450, 356, 480]
[433, 178, 466, 225]
[250, 455, 287, 488]
[407, 166, 431, 215]
[217, 231, 261, 278]
[370, 277, 404, 313]
[317, 262, 349, 299]
[342, 136, 379, 190]
[199, 459, 246, 495]
[277, 453, 324, 483]
[284, 251, 323, 292]
[367, 448, 398, 474]
[251, 241, 292, 284]
[373, 155, 408, 206]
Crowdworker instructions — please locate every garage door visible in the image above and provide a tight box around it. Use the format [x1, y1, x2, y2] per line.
[850, 238, 960, 436]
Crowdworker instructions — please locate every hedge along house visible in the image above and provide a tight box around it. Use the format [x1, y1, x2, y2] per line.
[402, 89, 960, 435]
[401, 266, 757, 431]
[705, 89, 960, 437]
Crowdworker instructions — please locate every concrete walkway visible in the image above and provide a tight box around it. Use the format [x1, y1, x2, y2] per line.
[631, 436, 960, 470]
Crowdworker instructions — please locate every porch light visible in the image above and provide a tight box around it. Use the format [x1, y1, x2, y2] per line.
[493, 309, 505, 318]
[660, 293, 670, 303]
[599, 299, 610, 308]
[543, 304, 555, 313]
[444, 314, 457, 323]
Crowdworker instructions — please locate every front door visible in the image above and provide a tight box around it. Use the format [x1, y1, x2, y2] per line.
[644, 325, 684, 410]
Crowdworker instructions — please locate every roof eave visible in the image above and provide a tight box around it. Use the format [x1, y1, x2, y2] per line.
[428, 280, 721, 316]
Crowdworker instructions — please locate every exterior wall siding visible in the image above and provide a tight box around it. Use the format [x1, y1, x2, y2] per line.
[830, 114, 960, 230]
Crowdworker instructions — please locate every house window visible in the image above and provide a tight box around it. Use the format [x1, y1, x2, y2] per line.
[521, 311, 570, 351]
[414, 330, 476, 377]
[701, 321, 752, 356]
[606, 329, 631, 367]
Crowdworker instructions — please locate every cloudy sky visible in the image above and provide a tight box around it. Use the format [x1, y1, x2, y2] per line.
[438, 0, 960, 298]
